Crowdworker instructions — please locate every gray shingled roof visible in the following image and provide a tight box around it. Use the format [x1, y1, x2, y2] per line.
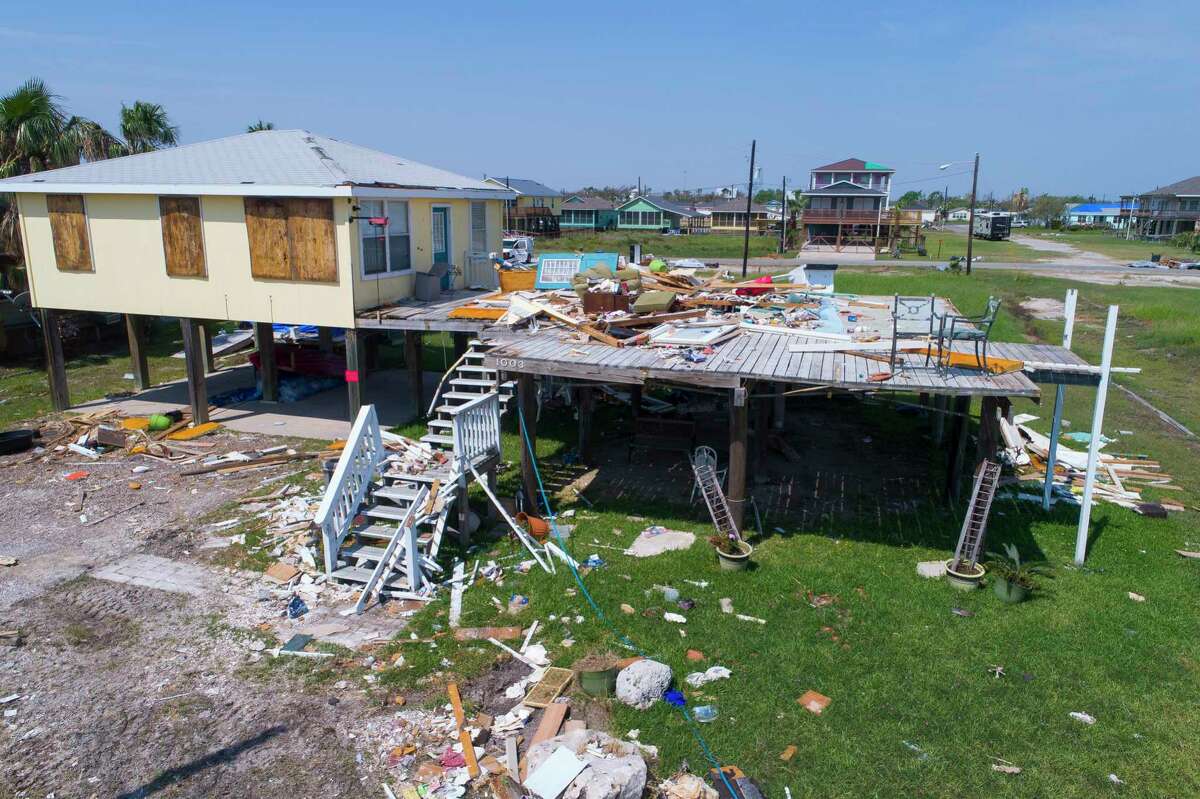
[707, 199, 771, 214]
[800, 181, 887, 197]
[485, 177, 561, 197]
[564, 195, 615, 210]
[0, 129, 507, 195]
[1140, 175, 1200, 196]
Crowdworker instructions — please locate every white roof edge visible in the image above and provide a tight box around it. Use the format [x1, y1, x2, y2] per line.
[0, 182, 517, 201]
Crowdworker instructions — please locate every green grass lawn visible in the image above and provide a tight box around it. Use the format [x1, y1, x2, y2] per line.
[1017, 227, 1200, 263]
[374, 266, 1200, 798]
[900, 226, 1045, 263]
[545, 230, 791, 259]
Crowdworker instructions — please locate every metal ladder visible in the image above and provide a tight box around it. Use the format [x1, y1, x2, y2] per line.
[693, 457, 740, 539]
[951, 460, 1002, 571]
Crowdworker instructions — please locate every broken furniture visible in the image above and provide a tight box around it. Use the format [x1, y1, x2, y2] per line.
[688, 445, 728, 505]
[935, 296, 1002, 372]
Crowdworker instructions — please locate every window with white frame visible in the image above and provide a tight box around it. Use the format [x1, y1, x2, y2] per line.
[360, 200, 411, 276]
[470, 201, 488, 252]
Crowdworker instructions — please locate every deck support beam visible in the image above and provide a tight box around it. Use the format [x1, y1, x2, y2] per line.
[577, 385, 595, 462]
[344, 328, 362, 419]
[198, 322, 215, 374]
[754, 382, 770, 474]
[518, 374, 540, 512]
[179, 318, 209, 424]
[317, 325, 334, 353]
[457, 475, 472, 548]
[254, 322, 278, 402]
[405, 331, 424, 419]
[727, 384, 748, 533]
[453, 332, 470, 359]
[931, 394, 946, 444]
[124, 314, 150, 392]
[945, 395, 971, 501]
[485, 467, 499, 521]
[41, 309, 70, 411]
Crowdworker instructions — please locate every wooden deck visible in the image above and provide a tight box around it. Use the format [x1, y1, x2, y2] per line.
[355, 290, 495, 333]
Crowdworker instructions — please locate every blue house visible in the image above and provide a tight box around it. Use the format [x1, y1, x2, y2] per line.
[1065, 202, 1127, 229]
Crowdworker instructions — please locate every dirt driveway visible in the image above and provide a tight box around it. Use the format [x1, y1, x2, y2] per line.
[0, 432, 377, 798]
[1009, 233, 1119, 266]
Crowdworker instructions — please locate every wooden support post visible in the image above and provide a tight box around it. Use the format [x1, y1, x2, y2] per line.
[405, 331, 424, 419]
[577, 385, 595, 462]
[198, 322, 215, 374]
[630, 385, 642, 420]
[727, 384, 748, 533]
[945, 395, 971, 501]
[317, 325, 334, 353]
[179, 318, 209, 424]
[772, 386, 786, 431]
[1076, 305, 1119, 565]
[1043, 288, 1078, 511]
[931, 394, 946, 444]
[457, 476, 471, 548]
[344, 328, 362, 419]
[453, 332, 470, 359]
[486, 467, 499, 521]
[754, 383, 770, 474]
[518, 374, 540, 512]
[364, 332, 379, 372]
[40, 309, 70, 411]
[254, 322, 278, 402]
[124, 314, 150, 392]
[977, 396, 999, 467]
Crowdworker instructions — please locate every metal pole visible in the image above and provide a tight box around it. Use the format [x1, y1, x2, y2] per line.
[1042, 288, 1078, 510]
[965, 152, 979, 274]
[779, 175, 787, 254]
[741, 139, 756, 278]
[1075, 305, 1119, 565]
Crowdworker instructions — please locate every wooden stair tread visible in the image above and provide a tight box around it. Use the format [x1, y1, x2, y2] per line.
[331, 565, 411, 588]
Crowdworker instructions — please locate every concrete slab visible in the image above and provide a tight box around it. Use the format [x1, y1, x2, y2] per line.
[94, 553, 216, 596]
[285, 603, 413, 649]
[73, 363, 441, 441]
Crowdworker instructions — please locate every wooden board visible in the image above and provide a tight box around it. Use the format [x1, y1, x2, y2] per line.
[159, 196, 207, 277]
[286, 198, 338, 282]
[46, 194, 93, 272]
[244, 198, 292, 280]
[530, 702, 568, 746]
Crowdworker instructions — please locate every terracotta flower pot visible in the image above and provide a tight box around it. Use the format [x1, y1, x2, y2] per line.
[516, 512, 550, 540]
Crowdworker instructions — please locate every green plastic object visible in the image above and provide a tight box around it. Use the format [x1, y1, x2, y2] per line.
[632, 290, 676, 313]
[147, 414, 173, 431]
[648, 259, 667, 273]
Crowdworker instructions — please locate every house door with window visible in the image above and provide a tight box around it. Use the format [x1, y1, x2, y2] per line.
[431, 207, 451, 289]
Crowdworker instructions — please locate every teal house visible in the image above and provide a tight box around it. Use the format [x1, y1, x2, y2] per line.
[561, 195, 617, 231]
[615, 196, 697, 231]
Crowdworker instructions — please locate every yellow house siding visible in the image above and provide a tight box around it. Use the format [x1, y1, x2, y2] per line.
[18, 192, 356, 327]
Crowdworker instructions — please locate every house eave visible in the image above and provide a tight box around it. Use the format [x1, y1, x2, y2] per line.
[0, 181, 515, 201]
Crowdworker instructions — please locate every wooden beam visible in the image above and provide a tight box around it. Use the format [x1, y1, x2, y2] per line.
[197, 322, 215, 374]
[518, 373, 540, 512]
[630, 385, 642, 422]
[254, 322, 278, 402]
[945, 396, 971, 501]
[754, 382, 769, 472]
[453, 332, 470, 359]
[124, 314, 150, 391]
[486, 467, 499, 521]
[931, 394, 946, 445]
[457, 475, 472, 548]
[40, 309, 70, 411]
[344, 328, 362, 419]
[577, 385, 595, 461]
[317, 325, 333, 353]
[405, 331, 424, 419]
[727, 384, 748, 532]
[179, 318, 209, 424]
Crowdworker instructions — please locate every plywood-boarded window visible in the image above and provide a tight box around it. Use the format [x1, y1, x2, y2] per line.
[159, 196, 207, 277]
[46, 194, 93, 272]
[244, 197, 337, 282]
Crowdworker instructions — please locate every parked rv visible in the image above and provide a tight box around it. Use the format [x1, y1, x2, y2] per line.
[973, 212, 1012, 240]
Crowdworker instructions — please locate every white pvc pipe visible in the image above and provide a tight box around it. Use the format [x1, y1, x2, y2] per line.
[1075, 305, 1118, 564]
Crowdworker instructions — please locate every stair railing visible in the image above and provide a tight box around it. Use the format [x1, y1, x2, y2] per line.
[315, 404, 384, 576]
[426, 347, 473, 417]
[450, 391, 502, 472]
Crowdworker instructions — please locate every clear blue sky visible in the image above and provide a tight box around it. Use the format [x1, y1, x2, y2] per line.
[4, 0, 1197, 200]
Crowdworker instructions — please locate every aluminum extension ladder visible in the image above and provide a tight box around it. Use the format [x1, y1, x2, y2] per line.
[692, 450, 740, 539]
[951, 460, 1002, 571]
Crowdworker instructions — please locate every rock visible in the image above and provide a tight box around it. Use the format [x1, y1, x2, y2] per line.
[916, 560, 947, 579]
[616, 659, 672, 710]
[526, 729, 647, 799]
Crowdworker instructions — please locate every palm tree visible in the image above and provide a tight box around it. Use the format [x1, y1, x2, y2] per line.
[247, 120, 275, 132]
[119, 101, 178, 154]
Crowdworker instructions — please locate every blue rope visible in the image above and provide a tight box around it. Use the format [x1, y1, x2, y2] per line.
[516, 404, 740, 798]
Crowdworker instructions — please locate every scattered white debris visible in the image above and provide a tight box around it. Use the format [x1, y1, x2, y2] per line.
[1069, 711, 1096, 725]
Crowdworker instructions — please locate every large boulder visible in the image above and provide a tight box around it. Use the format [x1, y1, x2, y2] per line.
[526, 729, 647, 799]
[615, 659, 672, 710]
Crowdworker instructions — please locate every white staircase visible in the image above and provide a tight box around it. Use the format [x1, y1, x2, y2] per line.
[314, 340, 512, 604]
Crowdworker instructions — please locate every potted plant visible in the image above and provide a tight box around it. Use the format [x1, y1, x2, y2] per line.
[987, 544, 1050, 604]
[709, 532, 753, 571]
[574, 651, 619, 697]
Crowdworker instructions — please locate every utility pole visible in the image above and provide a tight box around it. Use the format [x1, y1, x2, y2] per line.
[965, 152, 980, 275]
[779, 176, 787, 254]
[741, 139, 756, 278]
[637, 176, 642, 197]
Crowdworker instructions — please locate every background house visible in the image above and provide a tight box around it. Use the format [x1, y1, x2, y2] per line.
[1065, 202, 1127, 228]
[561, 195, 617, 231]
[707, 198, 772, 234]
[1121, 176, 1200, 238]
[902, 199, 939, 224]
[484, 176, 562, 235]
[615, 196, 696, 232]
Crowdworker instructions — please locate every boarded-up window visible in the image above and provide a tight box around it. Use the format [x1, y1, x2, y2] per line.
[46, 194, 93, 272]
[159, 196, 207, 277]
[244, 197, 337, 282]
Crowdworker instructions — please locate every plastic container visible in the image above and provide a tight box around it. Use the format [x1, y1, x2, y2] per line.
[693, 705, 719, 723]
[578, 667, 618, 697]
[499, 269, 536, 293]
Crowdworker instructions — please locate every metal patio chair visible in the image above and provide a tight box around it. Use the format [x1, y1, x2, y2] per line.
[689, 445, 727, 504]
[935, 296, 1002, 372]
[889, 294, 938, 370]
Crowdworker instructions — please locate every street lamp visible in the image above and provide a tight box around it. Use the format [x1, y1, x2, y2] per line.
[941, 154, 981, 274]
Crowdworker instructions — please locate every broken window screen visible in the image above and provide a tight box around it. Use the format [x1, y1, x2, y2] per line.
[538, 257, 582, 285]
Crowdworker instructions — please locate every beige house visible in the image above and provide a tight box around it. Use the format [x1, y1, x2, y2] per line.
[2, 129, 514, 418]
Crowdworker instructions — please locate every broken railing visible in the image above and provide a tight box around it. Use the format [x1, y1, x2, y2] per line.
[450, 391, 501, 469]
[315, 404, 384, 575]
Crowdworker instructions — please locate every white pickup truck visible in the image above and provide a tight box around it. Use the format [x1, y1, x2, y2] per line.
[501, 236, 534, 264]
